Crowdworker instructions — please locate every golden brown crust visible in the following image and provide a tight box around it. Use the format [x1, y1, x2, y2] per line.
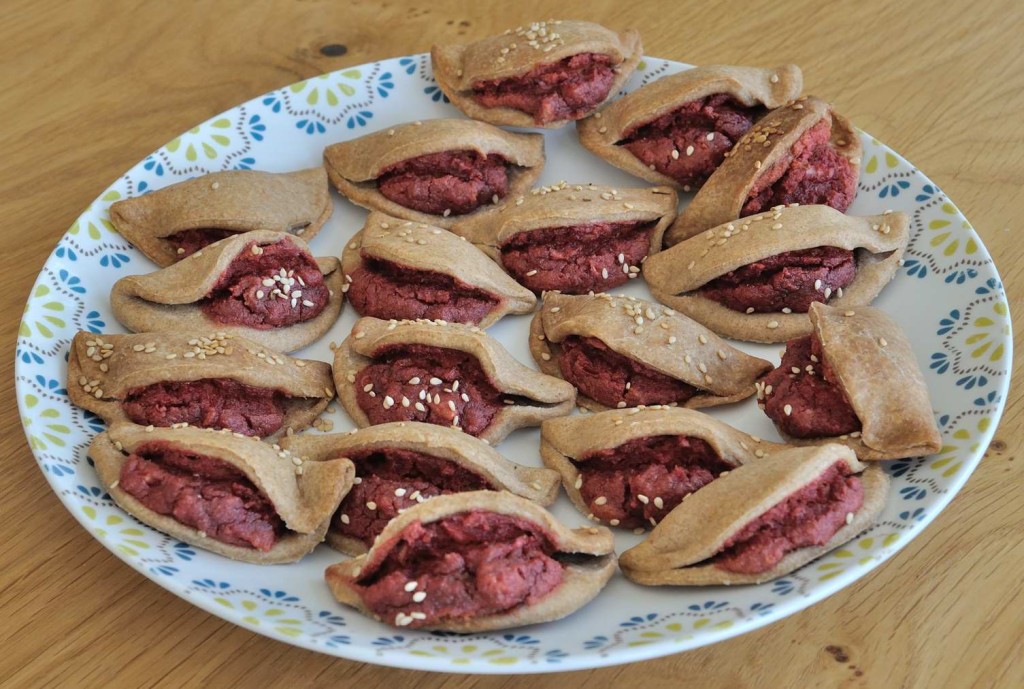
[619, 446, 888, 585]
[540, 407, 789, 524]
[323, 119, 544, 229]
[644, 205, 910, 343]
[109, 230, 344, 353]
[333, 317, 576, 444]
[324, 491, 615, 631]
[90, 422, 354, 565]
[431, 20, 642, 128]
[109, 168, 332, 267]
[528, 293, 773, 412]
[67, 331, 334, 441]
[577, 65, 803, 188]
[664, 96, 863, 245]
[341, 212, 536, 327]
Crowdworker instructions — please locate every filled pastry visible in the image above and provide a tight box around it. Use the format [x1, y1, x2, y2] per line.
[619, 444, 888, 585]
[323, 119, 544, 228]
[90, 422, 353, 564]
[665, 96, 861, 245]
[281, 422, 560, 555]
[324, 491, 615, 630]
[644, 205, 909, 342]
[757, 303, 942, 460]
[530, 293, 773, 411]
[577, 64, 802, 190]
[541, 406, 787, 530]
[109, 168, 331, 267]
[342, 212, 535, 326]
[334, 317, 576, 444]
[68, 331, 334, 440]
[431, 20, 641, 128]
[452, 182, 677, 294]
[110, 230, 344, 352]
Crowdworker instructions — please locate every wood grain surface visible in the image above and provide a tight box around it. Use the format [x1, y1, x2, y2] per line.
[2, 1, 1021, 687]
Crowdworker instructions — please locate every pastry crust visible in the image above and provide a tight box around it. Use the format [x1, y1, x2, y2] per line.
[324, 490, 616, 631]
[529, 293, 773, 412]
[451, 182, 678, 262]
[67, 331, 334, 440]
[109, 230, 344, 353]
[619, 445, 889, 585]
[90, 422, 354, 565]
[323, 119, 544, 228]
[577, 65, 803, 188]
[334, 317, 577, 444]
[431, 20, 642, 128]
[282, 421, 561, 554]
[109, 168, 332, 267]
[644, 205, 910, 342]
[664, 96, 862, 245]
[772, 303, 942, 460]
[342, 211, 536, 327]
[540, 406, 789, 523]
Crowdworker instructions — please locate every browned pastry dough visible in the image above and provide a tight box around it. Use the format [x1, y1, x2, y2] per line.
[109, 230, 344, 353]
[323, 119, 544, 228]
[644, 205, 909, 343]
[334, 317, 576, 444]
[577, 65, 802, 188]
[665, 96, 862, 245]
[67, 331, 334, 440]
[90, 422, 353, 564]
[342, 212, 535, 327]
[763, 303, 942, 460]
[324, 491, 615, 631]
[431, 20, 642, 128]
[619, 445, 889, 585]
[109, 168, 332, 267]
[282, 421, 560, 555]
[530, 293, 773, 412]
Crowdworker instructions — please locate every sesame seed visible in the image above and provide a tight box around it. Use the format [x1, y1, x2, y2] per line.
[412, 591, 426, 603]
[846, 512, 855, 525]
[541, 352, 551, 361]
[686, 145, 695, 156]
[654, 497, 664, 509]
[574, 476, 583, 489]
[706, 132, 715, 141]
[609, 519, 620, 526]
[767, 321, 780, 329]
[878, 337, 888, 347]
[784, 404, 793, 416]
[366, 501, 377, 511]
[671, 149, 680, 160]
[616, 401, 627, 408]
[637, 494, 649, 504]
[698, 334, 708, 344]
[668, 336, 677, 344]
[746, 307, 755, 314]
[594, 496, 608, 505]
[770, 74, 780, 83]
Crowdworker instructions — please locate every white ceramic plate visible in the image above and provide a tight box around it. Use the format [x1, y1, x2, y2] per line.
[16, 54, 1011, 673]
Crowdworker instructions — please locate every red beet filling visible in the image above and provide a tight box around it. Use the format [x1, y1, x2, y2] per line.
[500, 221, 654, 294]
[200, 240, 329, 329]
[355, 345, 510, 436]
[577, 435, 733, 529]
[473, 53, 617, 124]
[377, 151, 510, 216]
[165, 229, 237, 257]
[118, 441, 284, 551]
[742, 119, 857, 215]
[700, 246, 856, 313]
[333, 448, 494, 547]
[619, 95, 763, 188]
[122, 378, 288, 437]
[348, 256, 500, 324]
[558, 336, 699, 408]
[760, 335, 861, 438]
[714, 461, 864, 574]
[354, 511, 563, 627]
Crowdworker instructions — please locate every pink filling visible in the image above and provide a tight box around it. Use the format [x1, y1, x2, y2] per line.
[742, 119, 857, 215]
[578, 435, 733, 529]
[377, 151, 510, 216]
[347, 256, 500, 325]
[200, 240, 329, 328]
[353, 511, 563, 627]
[760, 335, 861, 438]
[165, 229, 237, 257]
[473, 53, 617, 124]
[714, 461, 864, 574]
[500, 221, 654, 294]
[122, 378, 287, 437]
[118, 441, 284, 551]
[558, 336, 699, 407]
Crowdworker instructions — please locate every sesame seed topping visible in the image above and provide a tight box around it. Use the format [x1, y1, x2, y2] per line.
[784, 404, 793, 416]
[878, 337, 888, 347]
[412, 591, 427, 603]
[366, 501, 377, 511]
[686, 145, 695, 156]
[767, 321, 780, 329]
[653, 497, 664, 509]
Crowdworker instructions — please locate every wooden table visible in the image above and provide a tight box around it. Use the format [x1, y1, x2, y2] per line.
[2, 1, 1020, 686]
